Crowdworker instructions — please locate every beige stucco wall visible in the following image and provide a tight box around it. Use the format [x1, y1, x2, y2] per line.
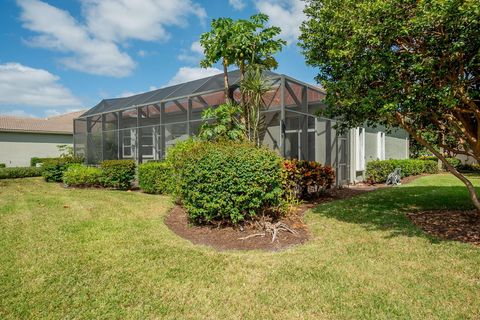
[0, 132, 73, 167]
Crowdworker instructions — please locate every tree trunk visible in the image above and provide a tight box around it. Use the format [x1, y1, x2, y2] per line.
[396, 112, 480, 216]
[223, 60, 231, 104]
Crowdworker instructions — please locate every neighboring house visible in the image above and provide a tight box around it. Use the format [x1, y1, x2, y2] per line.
[0, 111, 85, 167]
[74, 70, 408, 184]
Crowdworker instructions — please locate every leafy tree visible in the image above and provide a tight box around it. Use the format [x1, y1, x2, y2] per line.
[199, 103, 245, 142]
[200, 14, 285, 103]
[200, 17, 236, 103]
[300, 0, 480, 213]
[231, 14, 286, 80]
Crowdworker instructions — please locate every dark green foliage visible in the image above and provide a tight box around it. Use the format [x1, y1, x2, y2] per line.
[0, 167, 43, 179]
[199, 103, 245, 142]
[458, 163, 480, 173]
[62, 164, 102, 187]
[177, 141, 284, 224]
[282, 159, 335, 200]
[0, 163, 5, 168]
[366, 159, 439, 184]
[100, 159, 136, 190]
[138, 162, 174, 194]
[418, 156, 462, 170]
[30, 157, 52, 167]
[42, 157, 84, 182]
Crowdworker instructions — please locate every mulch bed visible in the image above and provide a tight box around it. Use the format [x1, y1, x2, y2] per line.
[165, 174, 476, 251]
[164, 187, 375, 251]
[407, 210, 480, 246]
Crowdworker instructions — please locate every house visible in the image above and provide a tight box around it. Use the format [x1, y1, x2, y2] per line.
[0, 110, 85, 167]
[74, 70, 409, 184]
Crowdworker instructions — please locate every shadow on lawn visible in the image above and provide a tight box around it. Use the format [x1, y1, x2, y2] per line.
[311, 185, 477, 241]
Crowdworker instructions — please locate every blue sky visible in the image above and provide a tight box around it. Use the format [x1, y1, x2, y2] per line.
[0, 0, 316, 118]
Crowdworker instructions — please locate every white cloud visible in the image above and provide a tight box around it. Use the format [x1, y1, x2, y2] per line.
[0, 62, 81, 107]
[117, 85, 159, 98]
[255, 0, 306, 44]
[229, 0, 245, 10]
[177, 40, 204, 64]
[17, 0, 207, 77]
[82, 0, 207, 42]
[166, 67, 222, 86]
[18, 0, 135, 77]
[190, 41, 204, 55]
[0, 109, 35, 118]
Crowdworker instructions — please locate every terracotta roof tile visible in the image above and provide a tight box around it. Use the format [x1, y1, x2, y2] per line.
[0, 110, 86, 134]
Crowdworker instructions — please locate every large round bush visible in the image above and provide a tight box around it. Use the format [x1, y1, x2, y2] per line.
[177, 141, 283, 224]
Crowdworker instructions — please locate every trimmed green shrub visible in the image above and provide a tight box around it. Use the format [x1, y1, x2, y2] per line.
[138, 161, 174, 194]
[42, 157, 84, 182]
[100, 159, 136, 190]
[177, 141, 284, 224]
[418, 156, 462, 170]
[445, 157, 461, 169]
[366, 159, 438, 183]
[165, 138, 201, 196]
[30, 157, 52, 167]
[458, 163, 480, 172]
[63, 164, 102, 187]
[0, 163, 5, 168]
[282, 159, 335, 200]
[0, 167, 43, 179]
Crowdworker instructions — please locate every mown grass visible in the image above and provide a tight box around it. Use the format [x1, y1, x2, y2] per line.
[0, 175, 479, 319]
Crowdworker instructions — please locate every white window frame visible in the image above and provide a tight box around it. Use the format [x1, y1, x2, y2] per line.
[377, 131, 386, 160]
[355, 127, 365, 171]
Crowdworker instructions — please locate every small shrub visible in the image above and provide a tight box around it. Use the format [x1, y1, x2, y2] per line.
[63, 164, 102, 187]
[0, 167, 43, 179]
[458, 163, 480, 172]
[30, 157, 52, 167]
[100, 159, 136, 190]
[445, 157, 461, 169]
[418, 156, 462, 170]
[282, 159, 335, 200]
[138, 161, 174, 194]
[366, 159, 438, 183]
[42, 156, 84, 182]
[0, 163, 5, 168]
[177, 141, 284, 224]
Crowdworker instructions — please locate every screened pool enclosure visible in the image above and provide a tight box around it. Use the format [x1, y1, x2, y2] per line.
[74, 70, 350, 184]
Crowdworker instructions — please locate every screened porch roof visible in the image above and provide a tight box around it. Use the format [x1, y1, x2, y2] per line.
[79, 70, 326, 119]
[81, 70, 285, 118]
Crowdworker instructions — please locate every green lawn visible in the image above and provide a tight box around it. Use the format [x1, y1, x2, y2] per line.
[1, 174, 479, 319]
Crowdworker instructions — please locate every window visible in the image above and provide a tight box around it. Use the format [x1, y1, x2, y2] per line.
[377, 132, 386, 160]
[355, 127, 365, 171]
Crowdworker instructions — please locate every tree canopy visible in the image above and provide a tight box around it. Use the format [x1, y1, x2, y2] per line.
[200, 14, 285, 102]
[300, 0, 480, 212]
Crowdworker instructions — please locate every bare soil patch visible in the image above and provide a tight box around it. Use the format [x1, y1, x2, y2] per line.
[407, 210, 480, 246]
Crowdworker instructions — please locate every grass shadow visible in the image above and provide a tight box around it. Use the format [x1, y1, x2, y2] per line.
[311, 179, 478, 242]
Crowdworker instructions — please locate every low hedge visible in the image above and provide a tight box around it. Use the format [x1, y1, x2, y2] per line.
[366, 159, 438, 183]
[42, 157, 84, 182]
[418, 155, 461, 169]
[458, 163, 480, 172]
[63, 164, 102, 187]
[100, 159, 136, 190]
[282, 159, 335, 200]
[0, 163, 5, 168]
[175, 141, 284, 224]
[0, 167, 43, 179]
[30, 157, 52, 167]
[138, 161, 174, 194]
